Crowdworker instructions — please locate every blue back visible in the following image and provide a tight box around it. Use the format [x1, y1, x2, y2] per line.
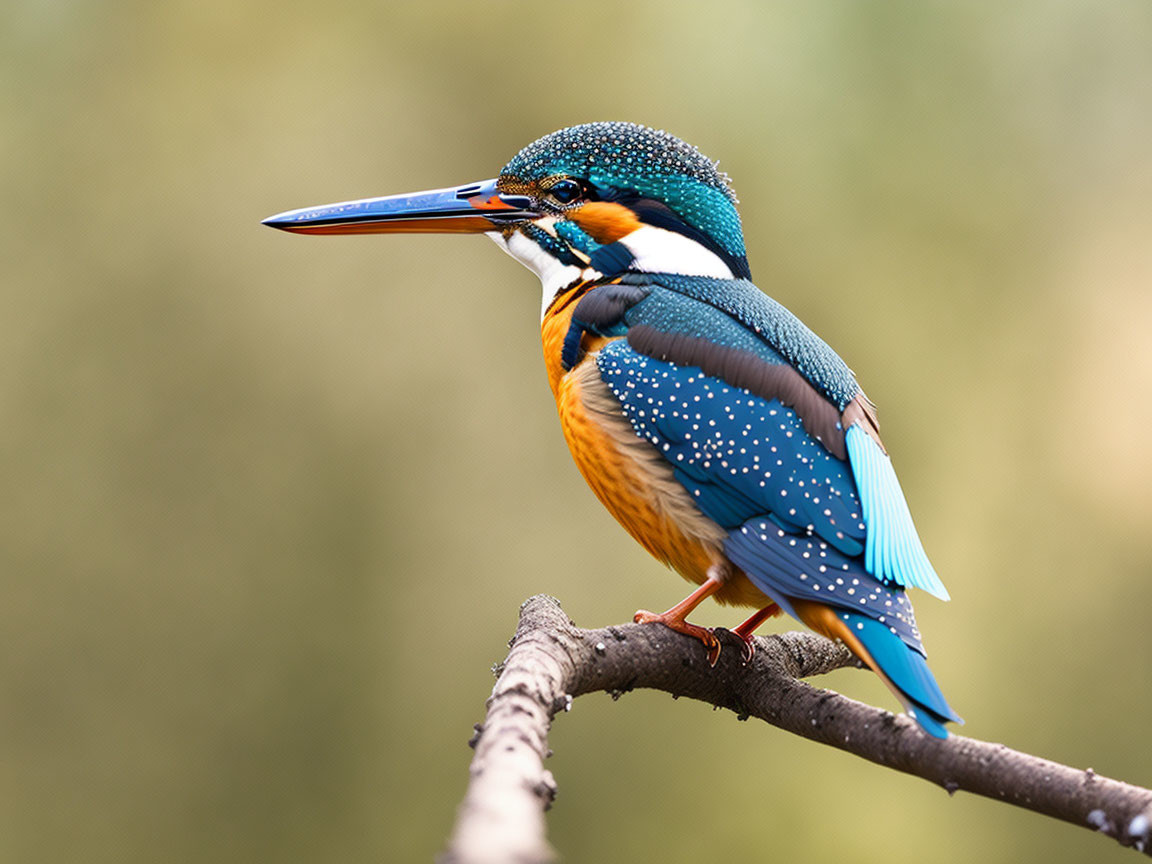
[625, 275, 861, 410]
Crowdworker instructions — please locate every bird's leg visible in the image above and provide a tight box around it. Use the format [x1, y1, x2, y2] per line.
[729, 603, 782, 663]
[634, 568, 725, 665]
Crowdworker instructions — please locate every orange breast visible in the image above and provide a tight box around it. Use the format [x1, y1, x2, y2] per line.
[541, 282, 769, 608]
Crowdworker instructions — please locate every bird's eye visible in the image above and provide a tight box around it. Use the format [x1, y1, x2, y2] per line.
[547, 179, 584, 206]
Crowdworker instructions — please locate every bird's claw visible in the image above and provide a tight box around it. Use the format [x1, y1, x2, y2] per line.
[735, 631, 756, 664]
[713, 627, 755, 664]
[633, 609, 721, 666]
[705, 636, 722, 667]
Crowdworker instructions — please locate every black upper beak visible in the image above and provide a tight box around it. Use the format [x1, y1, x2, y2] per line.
[262, 178, 538, 235]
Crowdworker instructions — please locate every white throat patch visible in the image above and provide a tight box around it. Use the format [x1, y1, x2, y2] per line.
[488, 220, 736, 322]
[487, 221, 595, 321]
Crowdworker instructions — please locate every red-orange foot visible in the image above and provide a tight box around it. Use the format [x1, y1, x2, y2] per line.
[634, 608, 721, 665]
[633, 574, 726, 665]
[729, 603, 782, 663]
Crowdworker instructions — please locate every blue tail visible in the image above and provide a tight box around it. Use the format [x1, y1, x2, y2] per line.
[846, 612, 962, 738]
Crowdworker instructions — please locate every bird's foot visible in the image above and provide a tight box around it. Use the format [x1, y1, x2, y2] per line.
[728, 603, 782, 663]
[633, 608, 721, 666]
[728, 628, 757, 664]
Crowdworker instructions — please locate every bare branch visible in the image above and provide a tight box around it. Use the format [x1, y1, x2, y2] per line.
[441, 595, 1152, 864]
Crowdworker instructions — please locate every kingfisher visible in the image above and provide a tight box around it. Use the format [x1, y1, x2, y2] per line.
[264, 122, 962, 737]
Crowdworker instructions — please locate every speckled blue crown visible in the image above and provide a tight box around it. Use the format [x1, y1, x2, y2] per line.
[501, 122, 746, 257]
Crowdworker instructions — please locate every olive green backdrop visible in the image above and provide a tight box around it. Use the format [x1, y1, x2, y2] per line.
[3, 1, 1150, 861]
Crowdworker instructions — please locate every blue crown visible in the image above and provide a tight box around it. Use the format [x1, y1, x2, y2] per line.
[501, 122, 746, 258]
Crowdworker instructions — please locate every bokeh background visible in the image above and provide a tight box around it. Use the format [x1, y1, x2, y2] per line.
[3, 1, 1151, 861]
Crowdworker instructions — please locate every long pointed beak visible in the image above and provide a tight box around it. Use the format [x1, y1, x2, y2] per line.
[262, 178, 538, 235]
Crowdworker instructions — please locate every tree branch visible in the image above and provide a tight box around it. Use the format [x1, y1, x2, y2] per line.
[441, 595, 1152, 864]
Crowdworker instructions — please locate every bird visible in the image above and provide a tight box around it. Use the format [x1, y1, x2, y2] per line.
[264, 121, 962, 737]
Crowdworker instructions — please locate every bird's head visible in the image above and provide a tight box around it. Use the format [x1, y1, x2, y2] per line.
[264, 122, 749, 313]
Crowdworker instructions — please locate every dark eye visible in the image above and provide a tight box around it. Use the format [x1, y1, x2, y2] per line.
[548, 178, 584, 205]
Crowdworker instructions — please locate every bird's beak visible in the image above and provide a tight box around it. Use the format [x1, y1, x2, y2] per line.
[262, 178, 538, 235]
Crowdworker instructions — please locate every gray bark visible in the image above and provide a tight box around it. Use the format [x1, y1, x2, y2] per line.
[440, 595, 1152, 863]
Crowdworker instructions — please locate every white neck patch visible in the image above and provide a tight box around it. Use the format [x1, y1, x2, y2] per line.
[618, 225, 734, 279]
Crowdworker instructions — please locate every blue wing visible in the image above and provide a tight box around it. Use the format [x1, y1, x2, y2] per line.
[597, 339, 921, 648]
[575, 276, 960, 734]
[569, 275, 950, 600]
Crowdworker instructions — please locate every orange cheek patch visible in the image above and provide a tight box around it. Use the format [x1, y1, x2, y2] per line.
[569, 202, 642, 244]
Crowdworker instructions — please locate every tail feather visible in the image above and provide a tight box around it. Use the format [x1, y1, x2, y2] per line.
[905, 705, 951, 739]
[845, 612, 961, 738]
[793, 599, 961, 738]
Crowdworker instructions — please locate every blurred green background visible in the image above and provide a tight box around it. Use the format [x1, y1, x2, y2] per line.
[3, 1, 1151, 861]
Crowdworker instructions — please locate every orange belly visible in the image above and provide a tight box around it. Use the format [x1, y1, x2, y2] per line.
[541, 284, 769, 608]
